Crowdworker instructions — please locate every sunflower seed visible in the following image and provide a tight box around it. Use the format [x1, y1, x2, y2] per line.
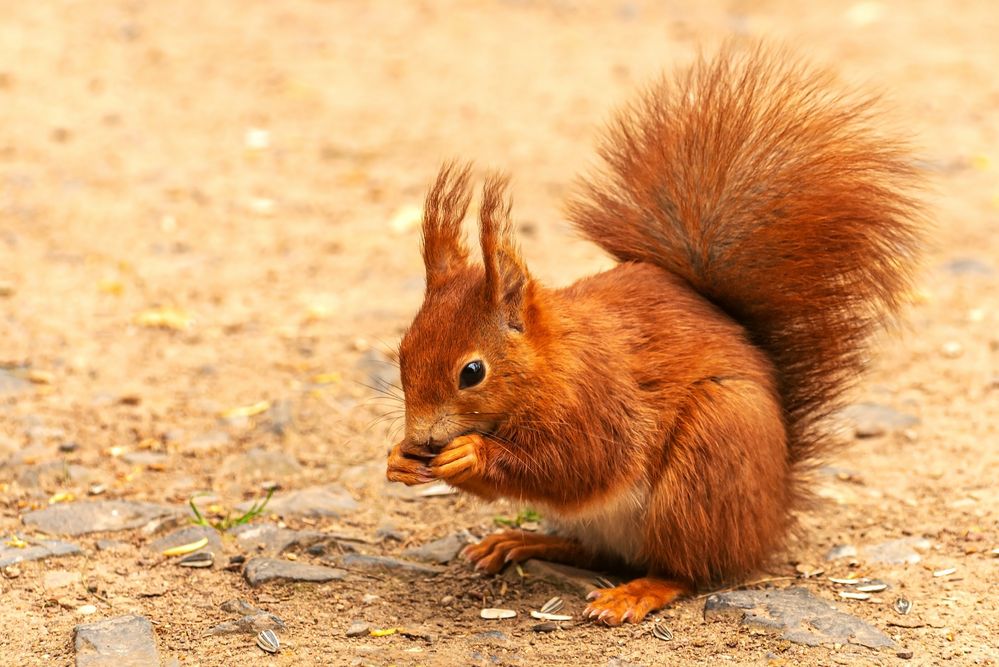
[839, 591, 871, 600]
[530, 610, 573, 621]
[828, 576, 862, 585]
[540, 596, 564, 614]
[893, 597, 913, 615]
[593, 576, 615, 589]
[856, 583, 888, 593]
[932, 567, 956, 577]
[480, 608, 516, 620]
[652, 622, 673, 641]
[256, 629, 280, 653]
[178, 551, 214, 568]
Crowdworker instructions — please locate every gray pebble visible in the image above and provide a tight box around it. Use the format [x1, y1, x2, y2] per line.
[23, 500, 181, 536]
[402, 531, 472, 564]
[244, 557, 347, 587]
[341, 553, 443, 575]
[346, 620, 371, 637]
[704, 587, 893, 648]
[74, 615, 160, 667]
[0, 539, 81, 568]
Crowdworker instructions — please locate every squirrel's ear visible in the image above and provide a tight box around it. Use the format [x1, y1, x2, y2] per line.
[480, 173, 531, 331]
[422, 162, 473, 288]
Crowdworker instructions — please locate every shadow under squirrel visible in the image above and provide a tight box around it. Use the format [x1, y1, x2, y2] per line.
[386, 45, 923, 625]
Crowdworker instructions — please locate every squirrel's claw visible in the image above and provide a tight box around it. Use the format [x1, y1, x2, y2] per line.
[463, 530, 584, 574]
[582, 577, 688, 626]
[386, 441, 435, 486]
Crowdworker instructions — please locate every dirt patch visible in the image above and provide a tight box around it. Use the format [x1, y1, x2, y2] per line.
[1, 1, 997, 665]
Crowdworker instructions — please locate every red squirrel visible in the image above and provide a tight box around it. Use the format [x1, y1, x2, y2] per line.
[385, 46, 922, 625]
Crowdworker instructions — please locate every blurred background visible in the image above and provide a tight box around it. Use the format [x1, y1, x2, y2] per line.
[0, 1, 996, 665]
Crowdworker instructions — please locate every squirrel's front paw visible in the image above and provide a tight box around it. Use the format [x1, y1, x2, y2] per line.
[429, 433, 484, 485]
[386, 441, 435, 486]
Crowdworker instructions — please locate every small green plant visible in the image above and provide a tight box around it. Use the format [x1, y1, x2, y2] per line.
[494, 507, 542, 528]
[188, 488, 275, 532]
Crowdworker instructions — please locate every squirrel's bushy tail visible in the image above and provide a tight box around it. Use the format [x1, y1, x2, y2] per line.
[568, 45, 922, 471]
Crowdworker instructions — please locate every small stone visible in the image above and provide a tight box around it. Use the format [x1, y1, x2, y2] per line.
[341, 553, 444, 575]
[17, 461, 100, 489]
[941, 257, 994, 276]
[841, 403, 919, 438]
[229, 523, 333, 556]
[469, 630, 509, 644]
[23, 500, 180, 536]
[221, 599, 259, 615]
[267, 400, 293, 436]
[77, 605, 98, 615]
[243, 557, 347, 586]
[43, 569, 81, 590]
[897, 649, 914, 659]
[95, 539, 128, 553]
[704, 587, 893, 648]
[121, 451, 168, 467]
[219, 448, 302, 481]
[0, 368, 31, 394]
[825, 544, 859, 561]
[375, 523, 406, 542]
[860, 537, 932, 565]
[940, 341, 963, 359]
[346, 620, 371, 637]
[402, 531, 472, 564]
[0, 539, 81, 568]
[210, 610, 286, 635]
[59, 441, 80, 453]
[240, 484, 358, 519]
[532, 622, 559, 633]
[186, 430, 231, 452]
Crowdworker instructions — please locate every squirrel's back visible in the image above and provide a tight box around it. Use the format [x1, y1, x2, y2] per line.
[568, 45, 923, 482]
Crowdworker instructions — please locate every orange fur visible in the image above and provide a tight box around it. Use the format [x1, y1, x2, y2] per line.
[386, 45, 923, 625]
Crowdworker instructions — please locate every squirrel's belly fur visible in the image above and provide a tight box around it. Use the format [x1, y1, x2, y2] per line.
[543, 480, 651, 569]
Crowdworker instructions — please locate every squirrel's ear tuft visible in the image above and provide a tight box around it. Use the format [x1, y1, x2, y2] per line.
[422, 162, 473, 288]
[480, 173, 531, 330]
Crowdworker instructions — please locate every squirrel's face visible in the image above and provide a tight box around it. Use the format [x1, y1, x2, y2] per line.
[395, 163, 536, 453]
[398, 267, 534, 451]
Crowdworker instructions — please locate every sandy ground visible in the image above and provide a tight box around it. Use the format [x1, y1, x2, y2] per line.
[0, 1, 997, 665]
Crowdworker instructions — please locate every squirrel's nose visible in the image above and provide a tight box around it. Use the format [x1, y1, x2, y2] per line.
[425, 436, 447, 454]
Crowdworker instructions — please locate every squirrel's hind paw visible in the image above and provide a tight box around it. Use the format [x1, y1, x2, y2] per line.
[583, 577, 689, 626]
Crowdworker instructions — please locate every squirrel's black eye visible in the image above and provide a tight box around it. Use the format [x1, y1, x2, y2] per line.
[459, 360, 486, 389]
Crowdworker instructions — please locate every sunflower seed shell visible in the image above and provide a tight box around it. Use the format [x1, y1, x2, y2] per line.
[530, 610, 573, 621]
[652, 622, 673, 641]
[839, 591, 871, 600]
[178, 551, 214, 568]
[256, 629, 280, 653]
[480, 608, 516, 620]
[540, 597, 564, 614]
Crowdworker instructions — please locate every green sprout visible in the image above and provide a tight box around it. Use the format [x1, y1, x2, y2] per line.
[188, 487, 276, 532]
[494, 507, 542, 528]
